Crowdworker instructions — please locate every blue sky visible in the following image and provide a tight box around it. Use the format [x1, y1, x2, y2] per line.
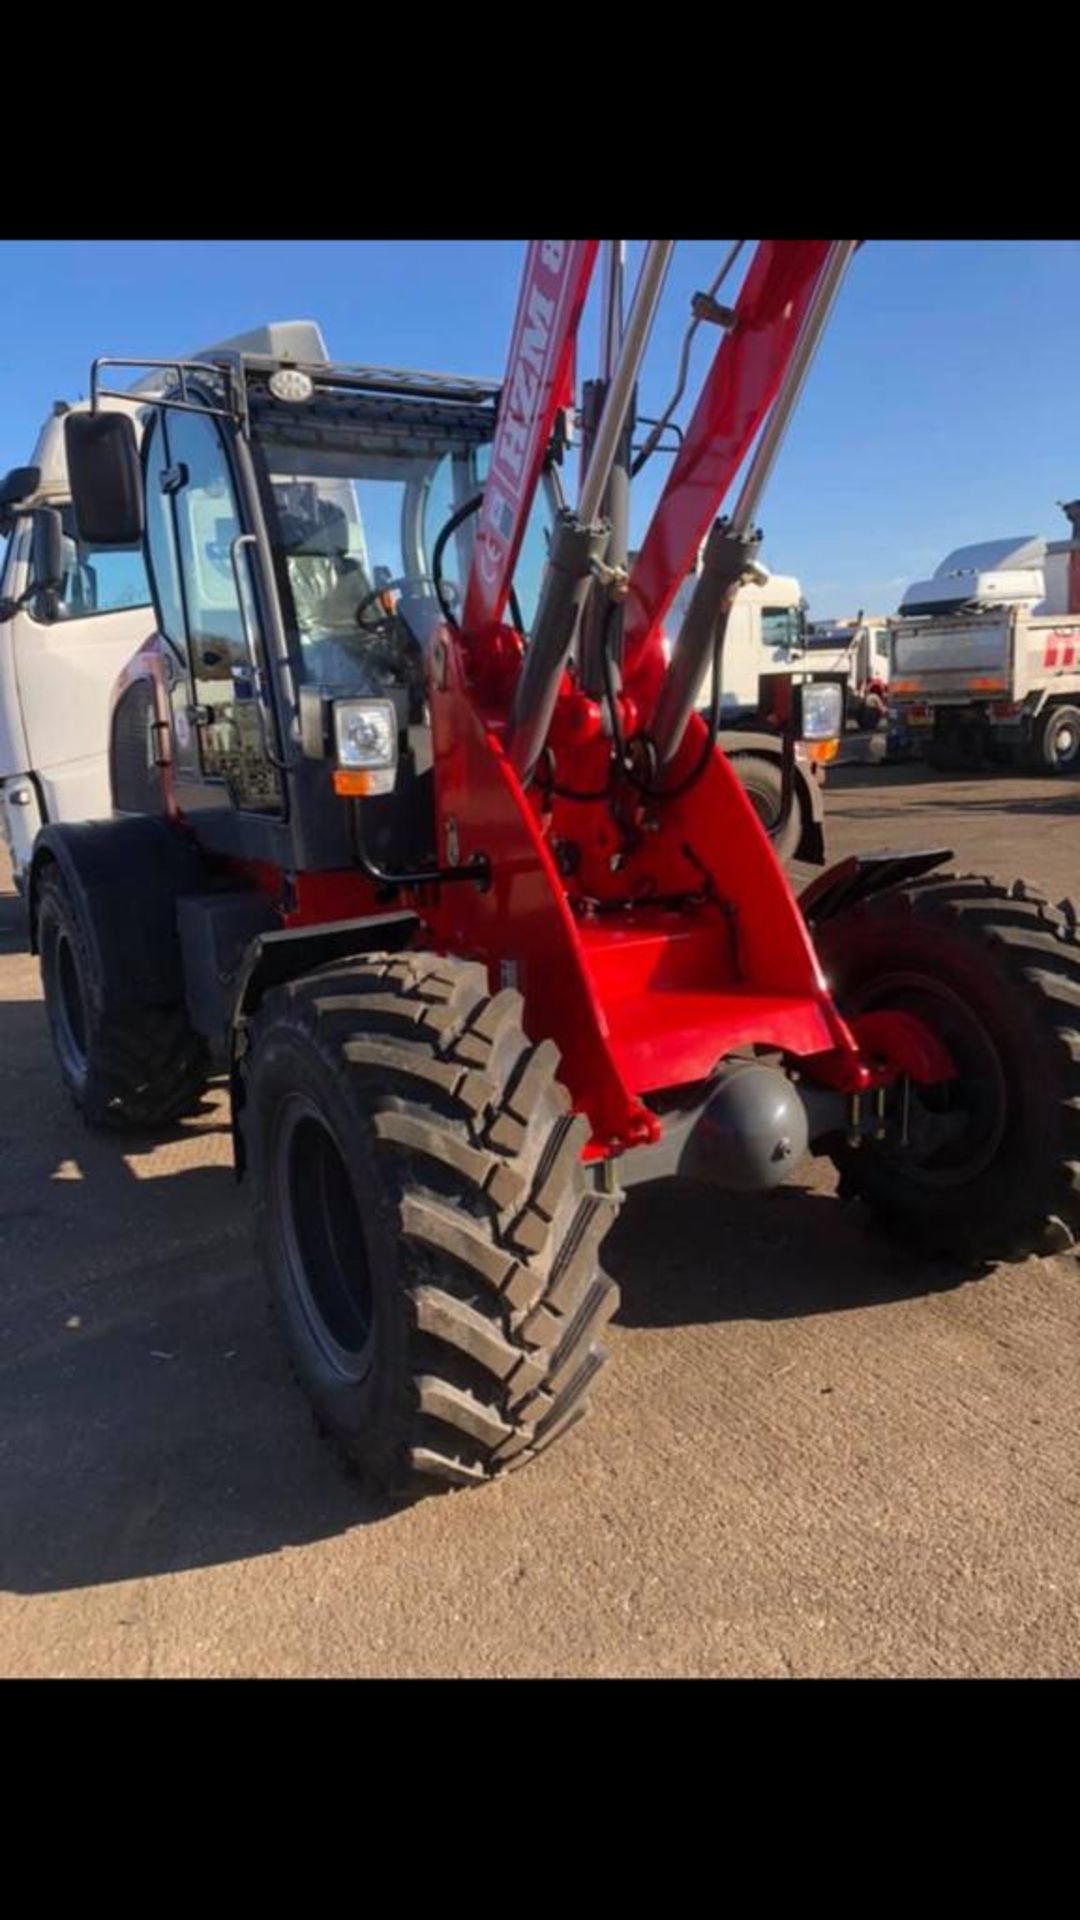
[2, 239, 1078, 617]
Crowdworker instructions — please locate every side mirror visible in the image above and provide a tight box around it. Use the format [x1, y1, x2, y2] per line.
[31, 507, 65, 594]
[63, 412, 144, 547]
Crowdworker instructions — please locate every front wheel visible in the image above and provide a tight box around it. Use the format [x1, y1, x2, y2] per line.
[814, 874, 1080, 1263]
[242, 952, 619, 1497]
[730, 754, 802, 863]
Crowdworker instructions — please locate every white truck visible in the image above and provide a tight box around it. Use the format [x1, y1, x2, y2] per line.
[888, 509, 1080, 772]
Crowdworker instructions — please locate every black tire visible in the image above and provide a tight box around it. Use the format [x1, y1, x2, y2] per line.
[37, 864, 209, 1130]
[815, 873, 1080, 1263]
[1034, 704, 1080, 776]
[241, 951, 619, 1496]
[730, 753, 802, 863]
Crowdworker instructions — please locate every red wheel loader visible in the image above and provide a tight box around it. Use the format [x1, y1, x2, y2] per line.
[33, 240, 1080, 1494]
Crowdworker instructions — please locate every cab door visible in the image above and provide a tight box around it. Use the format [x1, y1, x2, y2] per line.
[9, 506, 154, 823]
[142, 407, 283, 828]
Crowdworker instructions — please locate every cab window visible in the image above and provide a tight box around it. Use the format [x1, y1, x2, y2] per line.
[421, 445, 556, 636]
[761, 606, 804, 653]
[28, 506, 150, 620]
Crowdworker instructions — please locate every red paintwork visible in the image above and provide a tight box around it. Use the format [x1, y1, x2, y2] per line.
[109, 636, 180, 817]
[425, 624, 658, 1146]
[462, 240, 598, 636]
[1043, 633, 1078, 671]
[422, 616, 865, 1149]
[848, 1008, 957, 1085]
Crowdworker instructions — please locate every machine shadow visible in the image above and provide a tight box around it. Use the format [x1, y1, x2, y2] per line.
[607, 1174, 973, 1330]
[0, 994, 392, 1600]
[827, 762, 1080, 818]
[0, 887, 29, 953]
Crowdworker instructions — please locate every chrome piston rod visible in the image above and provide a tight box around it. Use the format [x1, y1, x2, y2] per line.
[507, 240, 674, 780]
[650, 240, 859, 771]
[578, 240, 674, 525]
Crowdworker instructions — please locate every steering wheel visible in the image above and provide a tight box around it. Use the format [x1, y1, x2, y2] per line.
[353, 574, 457, 630]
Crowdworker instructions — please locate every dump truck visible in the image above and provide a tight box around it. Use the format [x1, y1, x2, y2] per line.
[888, 512, 1080, 771]
[28, 239, 1080, 1498]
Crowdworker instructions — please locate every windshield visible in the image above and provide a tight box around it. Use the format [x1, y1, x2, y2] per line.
[257, 423, 555, 711]
[761, 606, 805, 653]
[258, 436, 451, 715]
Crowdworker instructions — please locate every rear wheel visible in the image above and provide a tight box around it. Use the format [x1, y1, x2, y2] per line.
[1034, 704, 1080, 775]
[37, 864, 209, 1130]
[730, 753, 802, 863]
[814, 874, 1080, 1263]
[242, 951, 619, 1496]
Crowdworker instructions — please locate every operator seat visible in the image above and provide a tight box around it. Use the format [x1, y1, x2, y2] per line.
[280, 501, 374, 637]
[278, 499, 391, 691]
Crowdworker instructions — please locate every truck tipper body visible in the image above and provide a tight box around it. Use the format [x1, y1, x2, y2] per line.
[888, 512, 1080, 771]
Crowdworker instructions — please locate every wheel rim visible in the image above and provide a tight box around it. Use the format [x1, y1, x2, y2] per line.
[848, 970, 1008, 1187]
[1051, 717, 1079, 765]
[46, 924, 89, 1084]
[276, 1095, 376, 1381]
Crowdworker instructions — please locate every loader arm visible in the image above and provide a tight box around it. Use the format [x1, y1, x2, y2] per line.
[425, 239, 898, 1156]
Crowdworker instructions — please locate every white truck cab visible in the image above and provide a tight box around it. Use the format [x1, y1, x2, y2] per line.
[0, 407, 153, 892]
[0, 321, 331, 895]
[666, 567, 806, 716]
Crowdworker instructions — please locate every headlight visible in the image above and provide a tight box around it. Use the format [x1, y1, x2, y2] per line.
[332, 697, 398, 796]
[799, 681, 843, 741]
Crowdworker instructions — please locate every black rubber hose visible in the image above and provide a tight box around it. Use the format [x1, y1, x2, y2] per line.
[432, 490, 524, 635]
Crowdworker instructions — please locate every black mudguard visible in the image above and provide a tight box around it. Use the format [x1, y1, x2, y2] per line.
[797, 847, 954, 929]
[28, 816, 210, 1006]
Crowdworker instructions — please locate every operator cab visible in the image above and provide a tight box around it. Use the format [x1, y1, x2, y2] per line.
[65, 336, 564, 883]
[81, 343, 556, 883]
